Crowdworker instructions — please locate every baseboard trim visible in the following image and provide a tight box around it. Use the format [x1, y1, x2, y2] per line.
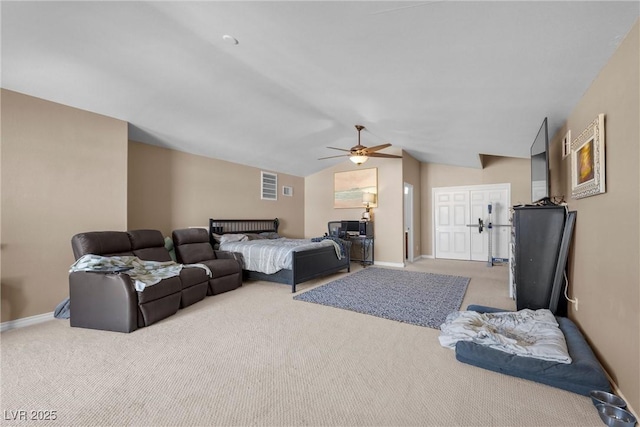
[373, 261, 405, 268]
[1, 312, 54, 333]
[421, 254, 435, 259]
[605, 369, 637, 418]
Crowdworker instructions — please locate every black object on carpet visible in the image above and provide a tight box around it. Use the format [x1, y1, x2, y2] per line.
[293, 267, 470, 329]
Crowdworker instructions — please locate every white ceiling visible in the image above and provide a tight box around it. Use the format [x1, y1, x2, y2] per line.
[2, 1, 638, 177]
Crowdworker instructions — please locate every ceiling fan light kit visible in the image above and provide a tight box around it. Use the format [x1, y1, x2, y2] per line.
[319, 124, 402, 165]
[350, 155, 369, 165]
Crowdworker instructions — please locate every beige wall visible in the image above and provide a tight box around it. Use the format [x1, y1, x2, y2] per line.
[305, 156, 405, 265]
[1, 90, 128, 322]
[553, 21, 639, 412]
[402, 151, 422, 259]
[420, 155, 531, 256]
[128, 141, 305, 238]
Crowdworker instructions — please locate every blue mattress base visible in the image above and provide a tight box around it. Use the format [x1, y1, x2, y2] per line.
[455, 305, 611, 396]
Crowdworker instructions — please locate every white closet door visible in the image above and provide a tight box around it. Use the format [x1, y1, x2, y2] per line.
[469, 187, 510, 261]
[434, 184, 511, 262]
[434, 191, 470, 260]
[486, 188, 511, 261]
[469, 190, 490, 261]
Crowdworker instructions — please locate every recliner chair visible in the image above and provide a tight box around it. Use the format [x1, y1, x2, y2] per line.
[172, 228, 243, 295]
[69, 229, 210, 333]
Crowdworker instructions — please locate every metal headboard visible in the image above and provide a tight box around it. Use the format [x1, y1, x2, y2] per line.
[209, 218, 280, 235]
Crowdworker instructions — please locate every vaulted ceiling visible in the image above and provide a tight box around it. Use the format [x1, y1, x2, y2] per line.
[2, 1, 638, 176]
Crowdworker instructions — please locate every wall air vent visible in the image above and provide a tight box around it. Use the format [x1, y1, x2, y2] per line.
[261, 171, 277, 200]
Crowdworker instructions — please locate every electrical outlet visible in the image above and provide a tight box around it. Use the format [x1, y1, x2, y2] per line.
[575, 297, 579, 311]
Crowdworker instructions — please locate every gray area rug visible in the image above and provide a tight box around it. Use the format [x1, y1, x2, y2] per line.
[294, 267, 470, 329]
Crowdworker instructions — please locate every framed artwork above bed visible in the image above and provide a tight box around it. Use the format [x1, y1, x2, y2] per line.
[334, 167, 378, 209]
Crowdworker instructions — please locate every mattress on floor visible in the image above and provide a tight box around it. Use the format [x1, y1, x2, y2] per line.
[455, 305, 611, 396]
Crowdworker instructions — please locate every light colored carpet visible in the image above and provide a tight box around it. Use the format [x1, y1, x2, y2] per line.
[1, 259, 603, 426]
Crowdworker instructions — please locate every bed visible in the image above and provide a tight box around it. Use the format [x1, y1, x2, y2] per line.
[209, 218, 351, 293]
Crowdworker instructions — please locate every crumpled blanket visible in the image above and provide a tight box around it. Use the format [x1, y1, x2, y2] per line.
[439, 308, 572, 364]
[69, 254, 211, 292]
[54, 298, 71, 319]
[310, 236, 347, 258]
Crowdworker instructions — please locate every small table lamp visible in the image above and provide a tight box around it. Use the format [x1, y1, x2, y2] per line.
[362, 192, 375, 220]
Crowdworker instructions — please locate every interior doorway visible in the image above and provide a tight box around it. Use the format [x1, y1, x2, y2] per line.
[404, 183, 414, 263]
[433, 183, 511, 262]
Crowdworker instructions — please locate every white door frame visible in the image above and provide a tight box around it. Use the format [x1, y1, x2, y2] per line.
[432, 183, 511, 260]
[404, 182, 415, 263]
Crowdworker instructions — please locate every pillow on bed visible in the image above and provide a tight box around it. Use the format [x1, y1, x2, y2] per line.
[245, 233, 266, 241]
[259, 232, 281, 239]
[219, 233, 248, 244]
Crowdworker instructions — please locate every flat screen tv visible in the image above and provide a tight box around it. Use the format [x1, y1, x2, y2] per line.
[531, 118, 550, 203]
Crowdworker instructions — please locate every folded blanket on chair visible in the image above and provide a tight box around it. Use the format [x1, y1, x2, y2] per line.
[70, 254, 211, 292]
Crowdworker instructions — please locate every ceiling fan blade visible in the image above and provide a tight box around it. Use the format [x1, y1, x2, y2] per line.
[327, 146, 351, 152]
[368, 153, 402, 159]
[365, 143, 392, 152]
[318, 154, 350, 160]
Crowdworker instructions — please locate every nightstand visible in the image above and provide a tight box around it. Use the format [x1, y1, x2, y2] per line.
[349, 236, 374, 266]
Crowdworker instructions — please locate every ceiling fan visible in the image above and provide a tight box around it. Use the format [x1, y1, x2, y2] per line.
[319, 125, 402, 165]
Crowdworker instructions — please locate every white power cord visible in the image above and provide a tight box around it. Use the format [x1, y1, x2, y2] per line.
[563, 270, 578, 310]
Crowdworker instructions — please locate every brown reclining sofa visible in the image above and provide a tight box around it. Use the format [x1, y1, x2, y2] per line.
[69, 229, 241, 333]
[171, 228, 244, 296]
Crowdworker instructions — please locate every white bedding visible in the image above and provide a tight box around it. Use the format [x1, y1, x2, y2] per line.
[219, 238, 341, 275]
[439, 309, 572, 364]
